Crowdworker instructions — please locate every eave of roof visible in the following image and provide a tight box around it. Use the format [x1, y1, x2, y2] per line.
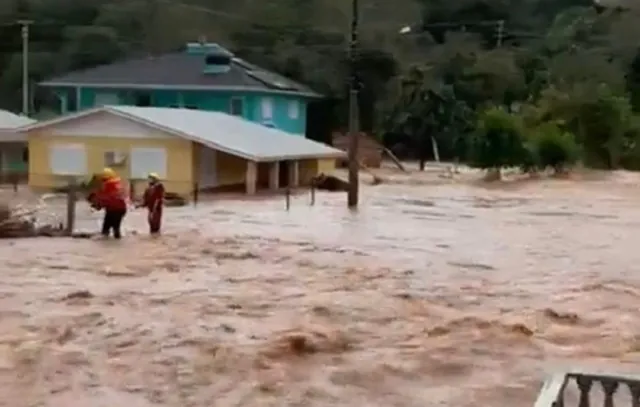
[19, 106, 344, 162]
[37, 82, 322, 98]
[38, 51, 323, 99]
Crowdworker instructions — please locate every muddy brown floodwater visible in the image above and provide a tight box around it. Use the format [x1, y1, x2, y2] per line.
[1, 168, 640, 407]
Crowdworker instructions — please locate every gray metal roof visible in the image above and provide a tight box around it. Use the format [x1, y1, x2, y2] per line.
[39, 52, 320, 98]
[23, 106, 345, 162]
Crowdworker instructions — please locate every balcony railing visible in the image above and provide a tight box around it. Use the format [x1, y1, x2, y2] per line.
[534, 370, 640, 407]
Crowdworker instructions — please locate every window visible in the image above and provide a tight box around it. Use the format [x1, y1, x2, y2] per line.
[130, 147, 167, 179]
[288, 100, 299, 119]
[230, 97, 243, 116]
[134, 92, 152, 107]
[261, 97, 273, 120]
[94, 92, 119, 106]
[205, 54, 231, 65]
[49, 144, 87, 175]
[22, 148, 28, 163]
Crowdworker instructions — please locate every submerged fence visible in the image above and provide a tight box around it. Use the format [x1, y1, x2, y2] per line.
[4, 174, 326, 236]
[284, 180, 317, 210]
[60, 178, 320, 234]
[535, 370, 640, 407]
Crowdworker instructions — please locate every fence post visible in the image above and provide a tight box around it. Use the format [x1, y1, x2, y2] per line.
[310, 179, 316, 206]
[285, 187, 290, 211]
[193, 182, 199, 207]
[129, 179, 135, 203]
[65, 178, 77, 236]
[11, 173, 17, 194]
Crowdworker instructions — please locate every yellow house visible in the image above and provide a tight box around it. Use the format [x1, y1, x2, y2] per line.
[20, 106, 345, 197]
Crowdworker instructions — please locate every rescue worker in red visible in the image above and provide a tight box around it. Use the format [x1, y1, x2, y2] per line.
[93, 168, 128, 239]
[139, 172, 165, 235]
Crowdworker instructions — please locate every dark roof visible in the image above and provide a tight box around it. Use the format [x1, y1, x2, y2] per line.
[39, 52, 320, 97]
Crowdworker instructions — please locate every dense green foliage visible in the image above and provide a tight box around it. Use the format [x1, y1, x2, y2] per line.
[529, 123, 580, 173]
[469, 107, 528, 170]
[2, 0, 640, 171]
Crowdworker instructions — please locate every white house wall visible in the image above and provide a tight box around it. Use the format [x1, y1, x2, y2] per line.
[46, 111, 173, 139]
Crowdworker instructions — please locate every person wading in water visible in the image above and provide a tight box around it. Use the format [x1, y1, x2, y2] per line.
[92, 168, 128, 239]
[138, 172, 165, 235]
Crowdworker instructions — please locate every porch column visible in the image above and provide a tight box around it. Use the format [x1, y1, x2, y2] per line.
[268, 161, 279, 190]
[245, 160, 257, 195]
[289, 160, 299, 188]
[76, 87, 82, 110]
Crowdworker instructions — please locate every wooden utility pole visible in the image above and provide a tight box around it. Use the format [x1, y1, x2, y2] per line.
[65, 179, 77, 236]
[347, 0, 360, 208]
[18, 20, 32, 116]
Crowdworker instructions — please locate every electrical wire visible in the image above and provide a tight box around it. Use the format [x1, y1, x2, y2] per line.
[0, 3, 623, 58]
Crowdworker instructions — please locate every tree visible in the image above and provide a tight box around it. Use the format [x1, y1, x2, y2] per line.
[468, 106, 528, 178]
[0, 0, 635, 168]
[529, 122, 580, 173]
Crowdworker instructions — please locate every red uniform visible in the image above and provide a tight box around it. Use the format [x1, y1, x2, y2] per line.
[94, 177, 127, 211]
[142, 182, 165, 234]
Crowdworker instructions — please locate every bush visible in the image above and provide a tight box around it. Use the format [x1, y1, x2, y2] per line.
[519, 141, 539, 174]
[619, 116, 640, 170]
[468, 107, 528, 172]
[529, 123, 580, 173]
[574, 87, 632, 169]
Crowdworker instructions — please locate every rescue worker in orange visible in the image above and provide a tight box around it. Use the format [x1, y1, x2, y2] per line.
[93, 168, 128, 239]
[139, 172, 165, 235]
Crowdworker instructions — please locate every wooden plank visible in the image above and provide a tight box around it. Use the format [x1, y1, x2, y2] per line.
[382, 146, 406, 172]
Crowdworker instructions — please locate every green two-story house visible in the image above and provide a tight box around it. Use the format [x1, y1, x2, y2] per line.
[38, 42, 320, 137]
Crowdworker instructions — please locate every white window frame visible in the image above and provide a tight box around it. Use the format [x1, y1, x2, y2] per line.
[230, 97, 244, 116]
[288, 100, 299, 119]
[261, 97, 273, 120]
[49, 143, 87, 175]
[129, 147, 167, 179]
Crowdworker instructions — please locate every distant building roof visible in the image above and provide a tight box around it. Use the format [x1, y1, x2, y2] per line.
[39, 44, 321, 98]
[22, 106, 344, 162]
[0, 110, 35, 129]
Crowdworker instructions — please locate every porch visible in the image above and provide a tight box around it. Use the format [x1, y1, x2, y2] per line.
[193, 143, 335, 195]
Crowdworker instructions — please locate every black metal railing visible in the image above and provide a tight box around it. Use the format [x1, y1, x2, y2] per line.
[535, 370, 640, 407]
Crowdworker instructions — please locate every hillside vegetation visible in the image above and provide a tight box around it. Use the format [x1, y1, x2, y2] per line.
[3, 0, 640, 171]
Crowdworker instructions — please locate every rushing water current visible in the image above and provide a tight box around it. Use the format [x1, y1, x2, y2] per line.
[1, 168, 640, 407]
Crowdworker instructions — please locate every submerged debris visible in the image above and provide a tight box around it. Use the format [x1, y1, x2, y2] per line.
[261, 328, 353, 359]
[64, 290, 94, 300]
[164, 192, 188, 207]
[313, 174, 349, 192]
[0, 202, 66, 238]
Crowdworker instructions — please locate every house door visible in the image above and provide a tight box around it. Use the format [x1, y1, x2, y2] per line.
[198, 146, 217, 189]
[278, 160, 290, 187]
